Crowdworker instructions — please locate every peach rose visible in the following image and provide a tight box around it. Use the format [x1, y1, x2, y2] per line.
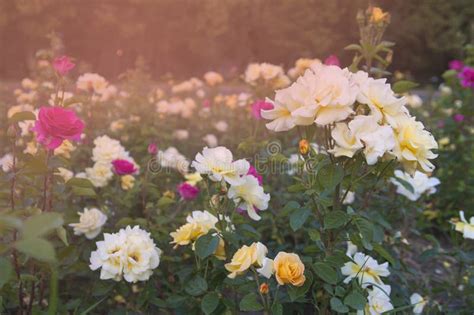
[274, 252, 306, 287]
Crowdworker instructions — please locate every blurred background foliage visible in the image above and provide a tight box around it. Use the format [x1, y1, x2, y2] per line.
[0, 0, 473, 81]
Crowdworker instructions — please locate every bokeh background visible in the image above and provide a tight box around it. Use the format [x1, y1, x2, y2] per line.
[1, 0, 473, 81]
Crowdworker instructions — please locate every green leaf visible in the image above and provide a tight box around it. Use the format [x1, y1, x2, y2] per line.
[185, 276, 208, 296]
[324, 211, 349, 229]
[392, 80, 419, 94]
[393, 177, 415, 194]
[67, 177, 94, 188]
[373, 243, 395, 266]
[56, 226, 69, 246]
[0, 257, 13, 288]
[156, 196, 175, 208]
[354, 217, 373, 243]
[313, 262, 337, 284]
[318, 164, 344, 190]
[72, 187, 96, 197]
[15, 238, 56, 262]
[239, 293, 263, 312]
[22, 212, 64, 239]
[290, 207, 311, 231]
[344, 44, 362, 52]
[330, 297, 349, 313]
[344, 291, 366, 310]
[271, 303, 283, 315]
[201, 292, 219, 315]
[194, 233, 219, 259]
[8, 111, 36, 124]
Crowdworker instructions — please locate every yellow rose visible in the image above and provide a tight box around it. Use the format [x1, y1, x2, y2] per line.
[214, 237, 226, 260]
[170, 223, 204, 248]
[121, 175, 135, 190]
[274, 252, 306, 287]
[225, 242, 267, 278]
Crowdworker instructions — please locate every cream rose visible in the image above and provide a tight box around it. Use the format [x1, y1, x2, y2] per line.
[69, 208, 107, 239]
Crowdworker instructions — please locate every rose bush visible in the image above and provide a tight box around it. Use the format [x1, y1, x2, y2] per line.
[0, 5, 472, 315]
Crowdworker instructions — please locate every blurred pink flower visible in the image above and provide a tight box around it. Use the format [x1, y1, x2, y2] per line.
[203, 99, 211, 108]
[458, 66, 474, 89]
[453, 114, 465, 123]
[53, 56, 75, 75]
[247, 165, 263, 185]
[32, 106, 84, 150]
[112, 159, 137, 175]
[148, 143, 158, 155]
[448, 60, 464, 71]
[177, 182, 199, 200]
[251, 100, 273, 120]
[324, 55, 340, 66]
[437, 120, 445, 128]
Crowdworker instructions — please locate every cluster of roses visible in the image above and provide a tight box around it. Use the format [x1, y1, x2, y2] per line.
[261, 63, 438, 175]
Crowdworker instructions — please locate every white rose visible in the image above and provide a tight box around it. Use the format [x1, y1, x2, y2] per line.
[69, 208, 107, 239]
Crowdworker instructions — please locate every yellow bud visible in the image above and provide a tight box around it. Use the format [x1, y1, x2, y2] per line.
[259, 283, 269, 295]
[299, 139, 309, 155]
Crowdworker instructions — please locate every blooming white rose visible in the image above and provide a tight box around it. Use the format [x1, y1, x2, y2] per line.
[228, 175, 270, 221]
[85, 162, 114, 188]
[391, 170, 440, 201]
[0, 153, 14, 172]
[410, 293, 427, 314]
[76, 73, 109, 94]
[186, 210, 219, 233]
[157, 147, 190, 174]
[173, 129, 189, 140]
[451, 211, 474, 239]
[55, 167, 74, 182]
[69, 208, 107, 239]
[90, 232, 126, 281]
[358, 284, 393, 315]
[341, 252, 390, 287]
[214, 120, 228, 132]
[192, 146, 249, 186]
[202, 134, 218, 147]
[356, 77, 408, 127]
[90, 226, 161, 283]
[257, 257, 275, 279]
[119, 226, 162, 283]
[92, 135, 130, 164]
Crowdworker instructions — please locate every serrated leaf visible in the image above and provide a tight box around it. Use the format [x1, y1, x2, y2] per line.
[201, 292, 219, 315]
[318, 164, 344, 190]
[239, 293, 263, 312]
[290, 208, 311, 231]
[194, 233, 219, 259]
[354, 217, 373, 243]
[185, 276, 207, 296]
[288, 271, 313, 301]
[392, 80, 419, 94]
[22, 212, 64, 239]
[324, 210, 349, 229]
[15, 238, 56, 262]
[313, 262, 337, 284]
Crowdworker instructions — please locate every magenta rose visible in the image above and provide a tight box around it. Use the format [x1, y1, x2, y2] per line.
[453, 114, 465, 123]
[324, 55, 340, 66]
[53, 56, 75, 76]
[247, 165, 263, 185]
[32, 106, 84, 150]
[448, 59, 464, 71]
[458, 66, 474, 89]
[177, 182, 199, 200]
[112, 159, 137, 175]
[251, 100, 274, 120]
[148, 143, 158, 155]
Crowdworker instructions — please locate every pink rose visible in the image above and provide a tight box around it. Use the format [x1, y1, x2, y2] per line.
[33, 106, 84, 150]
[112, 159, 137, 175]
[177, 182, 199, 200]
[458, 66, 474, 89]
[247, 165, 263, 185]
[148, 143, 158, 155]
[449, 60, 464, 71]
[53, 56, 75, 76]
[324, 55, 340, 66]
[251, 100, 274, 120]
